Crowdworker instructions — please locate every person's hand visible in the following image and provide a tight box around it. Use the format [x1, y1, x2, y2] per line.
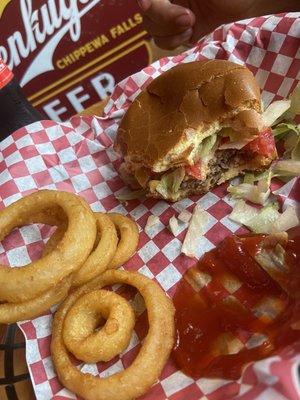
[137, 0, 196, 50]
[138, 0, 300, 50]
[138, 0, 260, 50]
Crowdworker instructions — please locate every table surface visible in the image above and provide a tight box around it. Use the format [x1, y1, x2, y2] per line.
[0, 99, 107, 400]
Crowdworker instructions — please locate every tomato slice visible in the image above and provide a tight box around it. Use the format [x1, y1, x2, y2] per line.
[185, 162, 203, 180]
[244, 128, 276, 157]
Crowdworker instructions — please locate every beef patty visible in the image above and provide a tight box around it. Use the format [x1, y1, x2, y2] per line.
[180, 149, 239, 192]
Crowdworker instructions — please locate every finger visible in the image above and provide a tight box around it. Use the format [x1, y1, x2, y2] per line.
[137, 0, 152, 12]
[153, 27, 193, 50]
[143, 14, 192, 37]
[138, 0, 195, 34]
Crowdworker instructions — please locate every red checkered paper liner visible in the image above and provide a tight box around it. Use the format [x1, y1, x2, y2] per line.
[0, 12, 300, 400]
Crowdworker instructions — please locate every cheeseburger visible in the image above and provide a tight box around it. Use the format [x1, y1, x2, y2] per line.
[115, 60, 277, 202]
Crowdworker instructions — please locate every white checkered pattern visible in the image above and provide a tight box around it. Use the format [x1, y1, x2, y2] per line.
[0, 13, 299, 400]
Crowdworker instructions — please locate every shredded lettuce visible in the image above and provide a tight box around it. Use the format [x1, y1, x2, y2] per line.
[256, 235, 291, 292]
[280, 125, 300, 161]
[229, 200, 259, 225]
[271, 121, 300, 162]
[255, 244, 287, 282]
[271, 206, 300, 233]
[262, 99, 291, 126]
[272, 122, 300, 140]
[262, 86, 300, 127]
[145, 215, 161, 236]
[243, 173, 256, 184]
[169, 216, 181, 236]
[178, 209, 192, 223]
[243, 169, 272, 185]
[228, 159, 299, 206]
[273, 160, 300, 177]
[227, 178, 270, 205]
[229, 200, 299, 234]
[255, 235, 289, 291]
[242, 159, 299, 193]
[116, 189, 147, 201]
[244, 204, 280, 234]
[155, 167, 185, 199]
[197, 134, 218, 158]
[227, 87, 300, 228]
[145, 215, 160, 229]
[284, 132, 298, 152]
[291, 138, 300, 161]
[284, 84, 300, 120]
[181, 205, 209, 258]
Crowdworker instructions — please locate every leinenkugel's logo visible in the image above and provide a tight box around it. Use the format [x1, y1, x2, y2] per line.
[0, 0, 101, 86]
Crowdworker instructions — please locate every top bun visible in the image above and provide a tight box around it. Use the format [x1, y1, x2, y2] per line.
[115, 60, 262, 173]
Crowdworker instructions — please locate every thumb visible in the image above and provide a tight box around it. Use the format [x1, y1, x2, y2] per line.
[138, 0, 194, 27]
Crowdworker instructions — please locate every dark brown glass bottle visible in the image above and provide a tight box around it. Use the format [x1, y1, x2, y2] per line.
[0, 58, 43, 141]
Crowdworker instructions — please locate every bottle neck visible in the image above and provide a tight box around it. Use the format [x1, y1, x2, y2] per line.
[0, 59, 14, 89]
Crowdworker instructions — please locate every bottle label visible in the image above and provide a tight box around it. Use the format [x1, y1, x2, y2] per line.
[0, 59, 14, 89]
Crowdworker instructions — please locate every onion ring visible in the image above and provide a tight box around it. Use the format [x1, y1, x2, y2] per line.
[108, 213, 139, 269]
[0, 276, 72, 324]
[0, 190, 97, 303]
[44, 213, 119, 286]
[43, 224, 67, 256]
[51, 269, 175, 400]
[73, 213, 118, 286]
[44, 212, 139, 283]
[63, 290, 135, 363]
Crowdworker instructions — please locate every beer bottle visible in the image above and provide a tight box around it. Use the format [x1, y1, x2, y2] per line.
[0, 58, 43, 141]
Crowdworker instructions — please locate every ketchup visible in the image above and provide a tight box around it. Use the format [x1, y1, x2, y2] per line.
[173, 233, 300, 380]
